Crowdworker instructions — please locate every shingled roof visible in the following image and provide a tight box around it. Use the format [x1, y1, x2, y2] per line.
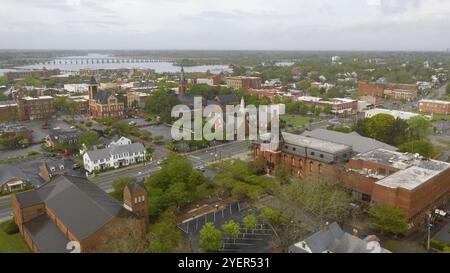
[15, 175, 137, 241]
[85, 142, 145, 161]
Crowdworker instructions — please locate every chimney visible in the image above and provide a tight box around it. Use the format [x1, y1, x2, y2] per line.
[352, 228, 358, 236]
[323, 222, 329, 232]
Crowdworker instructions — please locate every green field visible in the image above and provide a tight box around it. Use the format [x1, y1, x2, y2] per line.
[281, 115, 314, 128]
[0, 221, 30, 253]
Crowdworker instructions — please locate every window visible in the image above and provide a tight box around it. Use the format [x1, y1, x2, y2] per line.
[320, 154, 324, 158]
[378, 168, 386, 175]
[309, 161, 313, 172]
[310, 152, 315, 156]
[292, 147, 296, 151]
[362, 194, 372, 202]
[318, 164, 322, 174]
[134, 197, 138, 204]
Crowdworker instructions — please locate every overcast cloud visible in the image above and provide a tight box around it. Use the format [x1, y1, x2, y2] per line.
[0, 0, 449, 50]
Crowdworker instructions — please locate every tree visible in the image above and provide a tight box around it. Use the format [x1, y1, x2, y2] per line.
[323, 104, 332, 114]
[148, 210, 182, 253]
[281, 178, 355, 225]
[446, 83, 450, 94]
[242, 215, 257, 231]
[145, 89, 178, 122]
[297, 80, 310, 90]
[247, 157, 267, 175]
[366, 114, 396, 144]
[147, 154, 210, 216]
[273, 163, 290, 184]
[77, 131, 99, 150]
[221, 220, 240, 244]
[399, 140, 433, 158]
[408, 116, 432, 141]
[0, 76, 8, 86]
[96, 217, 148, 253]
[199, 222, 223, 252]
[369, 204, 409, 236]
[111, 176, 136, 201]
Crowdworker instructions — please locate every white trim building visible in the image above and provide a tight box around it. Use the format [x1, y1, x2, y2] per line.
[83, 141, 146, 173]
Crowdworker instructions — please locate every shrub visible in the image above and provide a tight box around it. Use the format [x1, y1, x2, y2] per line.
[2, 220, 19, 235]
[85, 121, 92, 127]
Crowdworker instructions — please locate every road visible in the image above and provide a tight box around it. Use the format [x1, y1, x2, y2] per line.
[0, 141, 251, 222]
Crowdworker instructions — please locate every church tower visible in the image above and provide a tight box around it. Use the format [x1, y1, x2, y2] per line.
[178, 66, 188, 95]
[123, 181, 149, 228]
[88, 76, 98, 100]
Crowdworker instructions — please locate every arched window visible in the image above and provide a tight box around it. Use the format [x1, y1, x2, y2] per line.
[298, 159, 303, 177]
[318, 163, 322, 175]
[309, 161, 314, 175]
[291, 157, 295, 175]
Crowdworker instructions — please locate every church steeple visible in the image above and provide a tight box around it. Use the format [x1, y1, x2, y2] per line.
[178, 66, 188, 95]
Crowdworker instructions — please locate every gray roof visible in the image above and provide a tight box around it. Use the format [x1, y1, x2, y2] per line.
[23, 214, 71, 253]
[291, 222, 389, 253]
[48, 129, 83, 143]
[86, 142, 145, 161]
[282, 132, 351, 154]
[16, 175, 136, 240]
[89, 76, 97, 85]
[95, 89, 115, 104]
[216, 94, 238, 105]
[0, 164, 32, 186]
[301, 129, 397, 154]
[126, 181, 147, 194]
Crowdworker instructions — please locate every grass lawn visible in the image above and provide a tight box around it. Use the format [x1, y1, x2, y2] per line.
[281, 115, 314, 128]
[431, 114, 450, 121]
[0, 221, 30, 253]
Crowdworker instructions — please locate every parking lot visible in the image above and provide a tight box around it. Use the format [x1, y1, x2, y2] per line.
[177, 202, 275, 253]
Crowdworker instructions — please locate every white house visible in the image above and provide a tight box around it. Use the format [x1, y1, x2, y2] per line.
[83, 140, 146, 173]
[289, 222, 390, 253]
[108, 136, 132, 147]
[365, 108, 431, 120]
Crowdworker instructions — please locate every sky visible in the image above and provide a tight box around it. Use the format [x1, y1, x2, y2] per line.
[0, 0, 449, 51]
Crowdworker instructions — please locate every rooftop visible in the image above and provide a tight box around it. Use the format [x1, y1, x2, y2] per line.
[301, 129, 397, 154]
[353, 148, 450, 172]
[419, 99, 450, 105]
[282, 132, 351, 154]
[15, 175, 136, 240]
[85, 142, 145, 161]
[375, 166, 443, 190]
[22, 96, 54, 100]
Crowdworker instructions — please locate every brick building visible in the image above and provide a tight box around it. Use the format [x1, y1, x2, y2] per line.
[358, 81, 418, 101]
[87, 77, 124, 119]
[342, 149, 450, 228]
[226, 76, 262, 90]
[4, 68, 60, 81]
[253, 132, 450, 232]
[16, 96, 55, 121]
[253, 132, 352, 177]
[12, 175, 148, 253]
[298, 96, 358, 117]
[127, 91, 150, 109]
[0, 101, 18, 121]
[419, 99, 450, 115]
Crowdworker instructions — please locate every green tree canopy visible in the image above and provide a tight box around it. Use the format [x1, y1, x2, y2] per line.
[148, 210, 182, 253]
[242, 215, 257, 230]
[146, 154, 210, 216]
[199, 222, 223, 252]
[399, 140, 433, 158]
[221, 220, 240, 242]
[408, 116, 432, 140]
[369, 204, 409, 235]
[78, 131, 100, 150]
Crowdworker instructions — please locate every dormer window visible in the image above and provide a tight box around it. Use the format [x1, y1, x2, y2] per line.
[50, 167, 56, 172]
[59, 165, 64, 170]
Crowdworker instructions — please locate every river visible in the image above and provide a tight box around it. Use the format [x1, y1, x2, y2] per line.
[6, 53, 231, 74]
